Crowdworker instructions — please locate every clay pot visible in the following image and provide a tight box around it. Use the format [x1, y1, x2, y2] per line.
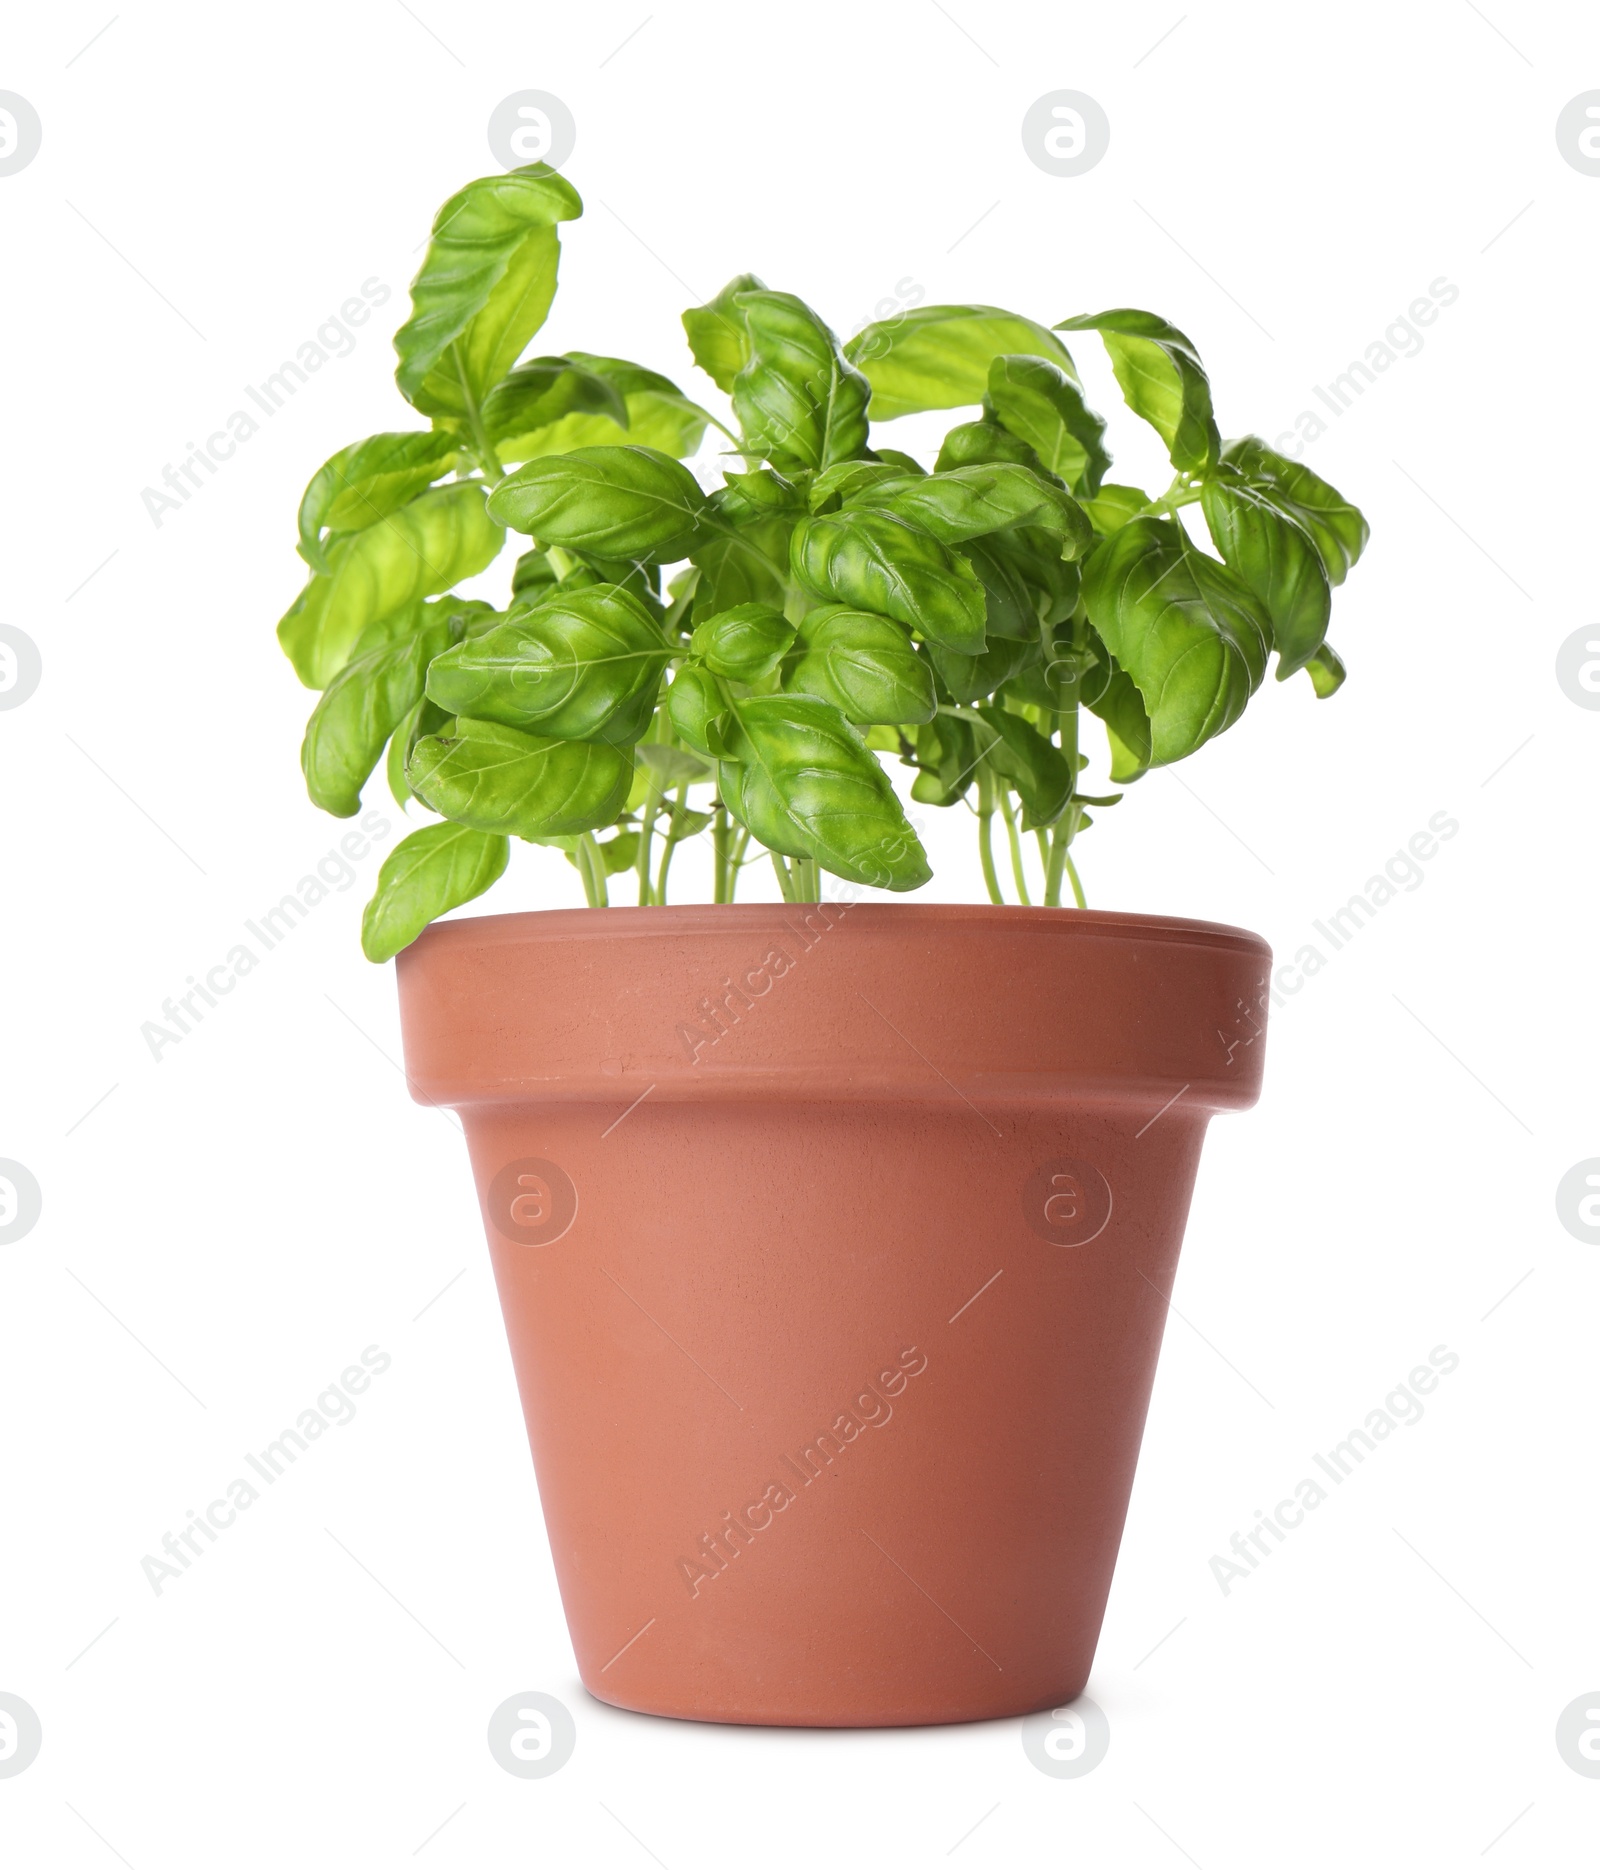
[396, 903, 1269, 1727]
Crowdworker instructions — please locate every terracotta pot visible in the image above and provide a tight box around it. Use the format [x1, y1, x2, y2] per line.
[396, 903, 1269, 1728]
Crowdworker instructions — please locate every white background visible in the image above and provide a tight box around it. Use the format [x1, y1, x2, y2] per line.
[2, 1, 1596, 1863]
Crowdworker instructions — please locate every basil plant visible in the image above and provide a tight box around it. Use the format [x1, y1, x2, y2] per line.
[278, 164, 1368, 961]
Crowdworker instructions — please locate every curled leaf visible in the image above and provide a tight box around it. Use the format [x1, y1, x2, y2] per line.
[791, 508, 987, 654]
[1056, 309, 1219, 475]
[488, 445, 708, 558]
[845, 304, 1075, 420]
[788, 608, 936, 725]
[361, 822, 509, 963]
[394, 165, 582, 419]
[408, 717, 634, 839]
[426, 584, 670, 744]
[720, 693, 931, 890]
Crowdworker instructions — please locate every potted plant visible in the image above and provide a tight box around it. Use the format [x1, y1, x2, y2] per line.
[279, 164, 1367, 1727]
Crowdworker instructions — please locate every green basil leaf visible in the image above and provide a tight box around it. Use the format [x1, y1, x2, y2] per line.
[426, 584, 669, 744]
[934, 417, 1047, 475]
[844, 304, 1075, 421]
[511, 545, 559, 601]
[862, 462, 1092, 561]
[339, 595, 498, 671]
[488, 445, 708, 558]
[909, 714, 978, 806]
[662, 801, 716, 841]
[594, 830, 641, 875]
[687, 493, 794, 620]
[998, 662, 1058, 713]
[302, 604, 463, 817]
[277, 483, 505, 689]
[1081, 515, 1268, 763]
[408, 716, 633, 838]
[1078, 624, 1116, 708]
[690, 602, 796, 681]
[1084, 667, 1152, 782]
[543, 553, 663, 618]
[985, 354, 1111, 497]
[1055, 309, 1219, 474]
[720, 694, 930, 890]
[296, 432, 459, 574]
[361, 821, 509, 963]
[442, 597, 505, 640]
[1304, 641, 1347, 697]
[926, 633, 1039, 705]
[808, 460, 910, 512]
[481, 355, 629, 443]
[731, 290, 870, 473]
[386, 694, 451, 807]
[393, 165, 583, 419]
[791, 509, 987, 654]
[1187, 544, 1271, 691]
[682, 273, 764, 392]
[1201, 463, 1331, 675]
[663, 565, 700, 633]
[1080, 482, 1150, 536]
[718, 466, 806, 521]
[486, 351, 714, 463]
[565, 353, 714, 457]
[962, 538, 1044, 640]
[788, 608, 937, 725]
[977, 706, 1072, 829]
[983, 528, 1081, 629]
[1221, 437, 1369, 586]
[666, 663, 731, 757]
[636, 742, 712, 787]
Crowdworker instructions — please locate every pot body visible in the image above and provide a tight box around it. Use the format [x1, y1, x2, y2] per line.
[397, 904, 1269, 1726]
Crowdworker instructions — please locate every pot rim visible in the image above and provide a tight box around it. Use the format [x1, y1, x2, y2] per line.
[396, 901, 1272, 1115]
[405, 900, 1269, 960]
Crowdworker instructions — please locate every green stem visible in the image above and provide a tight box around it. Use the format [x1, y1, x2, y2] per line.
[727, 825, 751, 901]
[1046, 800, 1084, 908]
[713, 802, 732, 904]
[654, 782, 688, 903]
[1044, 616, 1083, 908]
[976, 766, 1004, 905]
[636, 808, 655, 905]
[997, 786, 1032, 905]
[450, 342, 503, 483]
[1044, 817, 1071, 908]
[575, 833, 608, 908]
[770, 850, 798, 903]
[1064, 845, 1087, 909]
[634, 712, 672, 906]
[1141, 472, 1202, 519]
